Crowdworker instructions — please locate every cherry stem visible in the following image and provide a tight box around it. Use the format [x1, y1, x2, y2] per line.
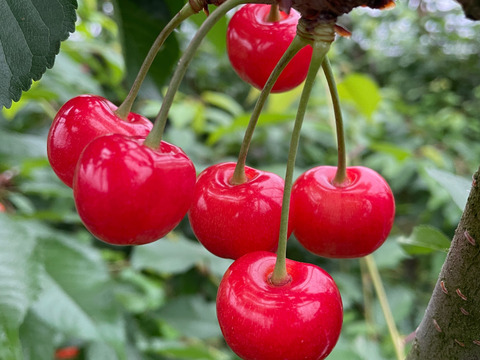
[322, 57, 348, 186]
[270, 36, 333, 286]
[266, 3, 281, 22]
[231, 35, 309, 185]
[144, 0, 269, 149]
[362, 255, 405, 360]
[115, 3, 195, 120]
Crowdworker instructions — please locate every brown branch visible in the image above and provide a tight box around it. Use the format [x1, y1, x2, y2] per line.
[407, 167, 480, 360]
[456, 0, 480, 20]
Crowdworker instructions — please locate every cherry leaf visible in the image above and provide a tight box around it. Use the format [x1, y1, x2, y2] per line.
[0, 0, 78, 109]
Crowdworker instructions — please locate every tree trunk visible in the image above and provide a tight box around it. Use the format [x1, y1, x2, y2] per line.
[407, 168, 480, 360]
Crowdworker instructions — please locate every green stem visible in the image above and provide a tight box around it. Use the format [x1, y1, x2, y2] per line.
[144, 0, 265, 149]
[231, 35, 309, 185]
[322, 57, 348, 186]
[270, 38, 332, 286]
[362, 255, 405, 360]
[266, 3, 281, 22]
[115, 2, 195, 120]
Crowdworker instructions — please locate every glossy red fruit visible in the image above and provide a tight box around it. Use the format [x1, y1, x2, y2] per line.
[216, 251, 343, 360]
[227, 4, 312, 93]
[291, 166, 395, 258]
[73, 134, 196, 246]
[47, 94, 153, 188]
[188, 162, 291, 259]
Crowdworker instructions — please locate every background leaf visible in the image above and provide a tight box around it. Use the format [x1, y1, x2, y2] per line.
[0, 0, 78, 108]
[398, 225, 451, 255]
[337, 72, 381, 119]
[115, 0, 181, 92]
[0, 215, 42, 330]
[425, 167, 471, 210]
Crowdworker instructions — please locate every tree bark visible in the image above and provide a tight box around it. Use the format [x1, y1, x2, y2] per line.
[407, 168, 480, 360]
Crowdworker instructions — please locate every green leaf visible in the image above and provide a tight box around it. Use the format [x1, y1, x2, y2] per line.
[398, 225, 451, 255]
[0, 215, 42, 330]
[30, 234, 126, 356]
[202, 91, 243, 117]
[20, 312, 56, 360]
[0, 0, 78, 108]
[425, 168, 471, 210]
[131, 234, 232, 278]
[0, 130, 46, 163]
[207, 113, 295, 145]
[337, 73, 381, 119]
[116, 0, 180, 91]
[190, 12, 227, 55]
[158, 295, 221, 339]
[145, 339, 229, 360]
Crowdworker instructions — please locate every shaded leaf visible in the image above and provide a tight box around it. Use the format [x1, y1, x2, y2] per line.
[0, 0, 78, 108]
[116, 0, 180, 91]
[398, 225, 451, 255]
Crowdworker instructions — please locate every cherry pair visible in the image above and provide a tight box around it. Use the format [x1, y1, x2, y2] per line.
[48, 94, 196, 245]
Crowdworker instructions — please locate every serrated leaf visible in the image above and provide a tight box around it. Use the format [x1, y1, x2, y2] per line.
[337, 73, 381, 119]
[0, 0, 78, 108]
[425, 168, 471, 210]
[398, 225, 451, 255]
[131, 234, 232, 278]
[0, 214, 42, 329]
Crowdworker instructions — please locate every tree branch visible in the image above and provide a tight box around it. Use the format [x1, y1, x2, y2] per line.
[407, 167, 480, 360]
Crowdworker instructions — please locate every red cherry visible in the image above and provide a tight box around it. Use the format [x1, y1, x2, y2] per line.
[73, 134, 196, 246]
[226, 4, 312, 93]
[54, 346, 79, 359]
[216, 251, 343, 360]
[0, 203, 5, 213]
[291, 166, 395, 258]
[188, 162, 291, 259]
[47, 95, 153, 188]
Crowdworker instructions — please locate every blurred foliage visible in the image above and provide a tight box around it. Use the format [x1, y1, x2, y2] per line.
[0, 0, 479, 359]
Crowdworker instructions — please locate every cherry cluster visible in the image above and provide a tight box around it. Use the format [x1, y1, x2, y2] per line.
[47, 2, 395, 359]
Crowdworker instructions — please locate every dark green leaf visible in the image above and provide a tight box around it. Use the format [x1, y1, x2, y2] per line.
[398, 225, 451, 255]
[116, 0, 180, 91]
[0, 0, 78, 108]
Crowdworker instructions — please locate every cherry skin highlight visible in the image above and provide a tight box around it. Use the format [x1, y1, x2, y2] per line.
[226, 4, 312, 93]
[47, 94, 153, 188]
[73, 134, 196, 246]
[216, 251, 343, 360]
[291, 166, 395, 258]
[188, 162, 291, 259]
